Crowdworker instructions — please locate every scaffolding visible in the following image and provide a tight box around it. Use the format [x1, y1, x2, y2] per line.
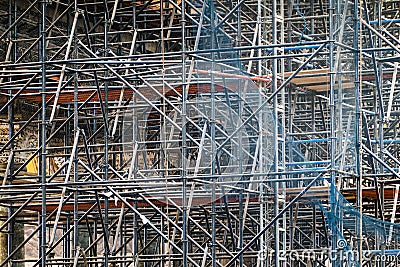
[1, 0, 400, 266]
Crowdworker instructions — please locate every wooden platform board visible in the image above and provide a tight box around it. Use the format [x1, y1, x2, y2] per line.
[286, 68, 400, 92]
[284, 185, 399, 201]
[285, 68, 354, 92]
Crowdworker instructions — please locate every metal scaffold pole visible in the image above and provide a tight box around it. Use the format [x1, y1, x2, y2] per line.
[39, 0, 47, 266]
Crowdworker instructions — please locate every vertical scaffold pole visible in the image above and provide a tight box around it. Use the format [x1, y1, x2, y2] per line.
[103, 1, 110, 266]
[39, 0, 47, 266]
[354, 0, 363, 263]
[328, 0, 337, 265]
[257, 1, 266, 266]
[210, 1, 217, 267]
[272, 0, 279, 265]
[72, 1, 79, 264]
[181, 0, 188, 266]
